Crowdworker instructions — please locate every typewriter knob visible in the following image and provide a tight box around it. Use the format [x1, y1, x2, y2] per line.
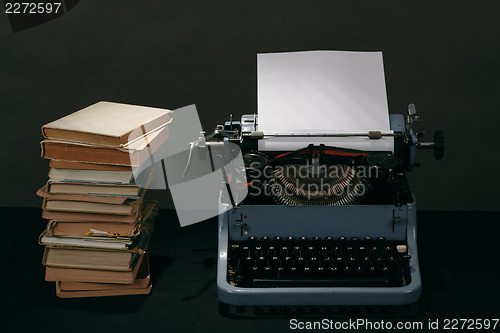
[433, 130, 445, 160]
[415, 130, 445, 160]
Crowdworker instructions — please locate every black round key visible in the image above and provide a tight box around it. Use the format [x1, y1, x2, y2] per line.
[250, 266, 260, 276]
[261, 236, 270, 241]
[283, 256, 293, 268]
[338, 236, 347, 241]
[271, 256, 280, 267]
[309, 257, 318, 272]
[244, 256, 253, 266]
[286, 236, 295, 242]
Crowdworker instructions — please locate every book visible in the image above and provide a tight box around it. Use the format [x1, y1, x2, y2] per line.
[43, 246, 144, 270]
[49, 168, 134, 184]
[44, 202, 157, 237]
[37, 185, 129, 205]
[50, 160, 132, 171]
[46, 221, 137, 236]
[58, 276, 151, 292]
[58, 255, 150, 291]
[40, 231, 135, 250]
[41, 210, 138, 223]
[43, 198, 142, 215]
[41, 101, 171, 146]
[47, 181, 141, 197]
[45, 251, 146, 284]
[41, 124, 169, 166]
[40, 207, 154, 249]
[55, 282, 152, 298]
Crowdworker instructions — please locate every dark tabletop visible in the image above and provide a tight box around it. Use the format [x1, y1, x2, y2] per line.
[2, 208, 499, 333]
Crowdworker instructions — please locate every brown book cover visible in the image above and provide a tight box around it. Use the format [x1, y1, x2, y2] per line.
[40, 125, 169, 166]
[50, 160, 132, 171]
[55, 282, 152, 298]
[45, 250, 145, 284]
[41, 101, 171, 146]
[42, 197, 142, 215]
[59, 276, 150, 291]
[42, 210, 138, 223]
[58, 255, 150, 291]
[37, 184, 129, 205]
[45, 201, 157, 236]
[42, 246, 143, 271]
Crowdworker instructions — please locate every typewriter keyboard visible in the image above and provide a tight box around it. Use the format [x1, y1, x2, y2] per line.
[227, 236, 412, 288]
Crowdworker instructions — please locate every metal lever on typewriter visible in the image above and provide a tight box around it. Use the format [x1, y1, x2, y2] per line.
[407, 103, 445, 160]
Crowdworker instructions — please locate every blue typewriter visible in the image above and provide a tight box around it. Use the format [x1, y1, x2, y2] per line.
[210, 52, 444, 306]
[214, 110, 443, 306]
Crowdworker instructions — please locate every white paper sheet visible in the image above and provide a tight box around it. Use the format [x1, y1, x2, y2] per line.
[257, 51, 394, 151]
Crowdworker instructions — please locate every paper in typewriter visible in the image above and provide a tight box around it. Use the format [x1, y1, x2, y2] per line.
[257, 51, 394, 152]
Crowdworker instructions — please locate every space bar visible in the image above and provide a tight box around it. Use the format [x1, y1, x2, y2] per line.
[252, 277, 390, 287]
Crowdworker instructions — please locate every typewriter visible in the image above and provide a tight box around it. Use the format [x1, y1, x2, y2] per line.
[211, 105, 444, 306]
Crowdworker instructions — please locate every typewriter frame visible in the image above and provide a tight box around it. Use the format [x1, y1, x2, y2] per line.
[217, 201, 420, 306]
[215, 113, 435, 306]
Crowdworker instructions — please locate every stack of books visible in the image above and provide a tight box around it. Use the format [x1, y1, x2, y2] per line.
[37, 101, 171, 298]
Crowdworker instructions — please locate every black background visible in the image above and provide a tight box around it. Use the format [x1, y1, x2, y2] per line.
[1, 1, 500, 332]
[1, 0, 499, 211]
